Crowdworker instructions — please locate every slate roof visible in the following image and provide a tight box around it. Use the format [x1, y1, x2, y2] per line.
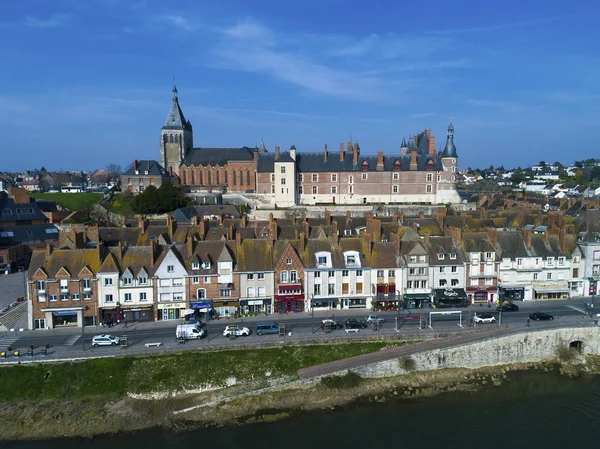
[426, 236, 467, 265]
[116, 245, 156, 277]
[235, 239, 273, 272]
[0, 196, 48, 223]
[172, 205, 241, 222]
[122, 160, 169, 177]
[162, 86, 192, 131]
[495, 231, 567, 259]
[462, 232, 498, 254]
[0, 224, 58, 249]
[182, 147, 255, 167]
[371, 241, 401, 268]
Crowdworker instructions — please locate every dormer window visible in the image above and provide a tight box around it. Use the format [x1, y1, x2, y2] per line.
[201, 261, 211, 270]
[343, 251, 361, 268]
[135, 170, 139, 175]
[450, 253, 457, 259]
[123, 277, 132, 286]
[393, 160, 401, 171]
[315, 251, 331, 268]
[344, 230, 352, 236]
[361, 160, 369, 172]
[192, 262, 200, 270]
[318, 256, 326, 265]
[437, 253, 445, 260]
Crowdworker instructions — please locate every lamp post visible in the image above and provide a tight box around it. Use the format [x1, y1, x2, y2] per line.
[81, 309, 85, 352]
[311, 294, 315, 333]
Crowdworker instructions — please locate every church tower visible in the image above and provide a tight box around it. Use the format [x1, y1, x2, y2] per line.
[160, 85, 193, 176]
[437, 117, 461, 204]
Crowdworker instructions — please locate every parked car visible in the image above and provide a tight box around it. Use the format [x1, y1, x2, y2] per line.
[345, 319, 367, 329]
[223, 325, 251, 337]
[92, 334, 120, 347]
[529, 312, 554, 321]
[256, 322, 280, 335]
[321, 319, 343, 330]
[474, 313, 496, 324]
[176, 324, 205, 340]
[496, 303, 519, 312]
[366, 315, 385, 324]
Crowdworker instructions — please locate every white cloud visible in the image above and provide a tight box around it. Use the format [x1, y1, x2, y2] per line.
[24, 14, 69, 28]
[163, 15, 198, 31]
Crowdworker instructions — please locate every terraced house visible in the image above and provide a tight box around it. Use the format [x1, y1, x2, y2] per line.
[25, 205, 600, 330]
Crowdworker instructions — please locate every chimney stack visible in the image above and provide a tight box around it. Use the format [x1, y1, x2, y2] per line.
[118, 241, 123, 260]
[97, 241, 104, 263]
[325, 209, 331, 225]
[150, 240, 157, 266]
[419, 210, 425, 218]
[376, 151, 384, 171]
[353, 142, 359, 166]
[339, 142, 345, 161]
[523, 229, 533, 248]
[423, 233, 430, 246]
[235, 228, 241, 248]
[271, 219, 277, 242]
[46, 242, 53, 257]
[447, 226, 462, 244]
[199, 218, 206, 240]
[187, 234, 193, 255]
[147, 160, 150, 170]
[134, 160, 138, 171]
[486, 228, 498, 246]
[410, 151, 417, 170]
[299, 231, 305, 256]
[390, 232, 400, 251]
[559, 227, 566, 251]
[332, 220, 339, 246]
[324, 144, 328, 162]
[275, 146, 280, 159]
[428, 135, 436, 156]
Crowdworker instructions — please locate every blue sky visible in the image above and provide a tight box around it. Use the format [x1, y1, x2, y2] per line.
[1, 0, 599, 172]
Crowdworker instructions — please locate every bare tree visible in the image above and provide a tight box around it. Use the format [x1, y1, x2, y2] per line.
[105, 163, 122, 183]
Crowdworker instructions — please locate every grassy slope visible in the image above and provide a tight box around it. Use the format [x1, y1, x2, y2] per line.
[31, 193, 103, 211]
[0, 343, 400, 403]
[105, 193, 135, 217]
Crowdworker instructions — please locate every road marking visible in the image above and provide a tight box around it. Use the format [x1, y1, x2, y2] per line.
[0, 336, 19, 349]
[64, 334, 81, 346]
[567, 305, 588, 315]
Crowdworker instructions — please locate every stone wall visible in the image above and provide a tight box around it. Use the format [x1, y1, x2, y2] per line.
[339, 327, 600, 379]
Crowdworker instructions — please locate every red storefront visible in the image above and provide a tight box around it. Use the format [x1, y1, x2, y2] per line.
[274, 284, 304, 313]
[467, 286, 498, 304]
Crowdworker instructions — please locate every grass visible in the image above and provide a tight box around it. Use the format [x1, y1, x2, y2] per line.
[105, 193, 136, 217]
[31, 192, 103, 211]
[0, 342, 398, 403]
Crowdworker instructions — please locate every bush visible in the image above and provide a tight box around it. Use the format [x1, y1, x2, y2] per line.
[399, 356, 416, 372]
[556, 344, 577, 363]
[320, 371, 363, 389]
[132, 182, 188, 214]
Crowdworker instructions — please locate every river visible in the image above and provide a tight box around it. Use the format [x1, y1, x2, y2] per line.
[5, 370, 600, 448]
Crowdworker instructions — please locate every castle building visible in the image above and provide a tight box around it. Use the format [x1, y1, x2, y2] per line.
[157, 86, 460, 206]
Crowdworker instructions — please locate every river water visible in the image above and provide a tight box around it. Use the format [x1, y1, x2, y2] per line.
[6, 370, 600, 449]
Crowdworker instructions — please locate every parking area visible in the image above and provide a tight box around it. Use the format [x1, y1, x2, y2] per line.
[0, 271, 27, 309]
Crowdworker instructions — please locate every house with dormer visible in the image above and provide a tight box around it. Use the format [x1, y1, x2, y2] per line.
[115, 243, 156, 322]
[400, 228, 432, 308]
[153, 245, 188, 320]
[184, 239, 221, 318]
[273, 238, 305, 313]
[370, 235, 401, 311]
[235, 236, 274, 314]
[28, 243, 100, 329]
[96, 245, 122, 324]
[426, 235, 468, 307]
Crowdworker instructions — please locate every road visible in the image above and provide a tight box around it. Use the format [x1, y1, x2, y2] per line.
[0, 298, 595, 358]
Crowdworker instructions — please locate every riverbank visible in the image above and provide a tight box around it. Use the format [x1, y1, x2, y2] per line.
[2, 348, 599, 441]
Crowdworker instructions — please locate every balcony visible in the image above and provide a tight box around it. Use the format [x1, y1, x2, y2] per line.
[469, 272, 497, 279]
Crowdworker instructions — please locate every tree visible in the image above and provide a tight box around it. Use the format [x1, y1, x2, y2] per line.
[132, 182, 188, 215]
[106, 164, 122, 184]
[575, 170, 585, 186]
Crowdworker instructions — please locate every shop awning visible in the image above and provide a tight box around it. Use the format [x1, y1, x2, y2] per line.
[183, 309, 195, 315]
[278, 284, 302, 291]
[275, 294, 305, 300]
[312, 298, 339, 304]
[434, 288, 468, 301]
[403, 293, 431, 300]
[190, 300, 212, 309]
[534, 287, 571, 293]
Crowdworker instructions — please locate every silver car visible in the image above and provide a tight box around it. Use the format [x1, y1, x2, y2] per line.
[92, 334, 120, 346]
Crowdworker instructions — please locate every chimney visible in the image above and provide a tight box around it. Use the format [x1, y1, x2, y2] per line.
[390, 232, 400, 251]
[347, 141, 352, 156]
[118, 241, 123, 259]
[423, 233, 430, 246]
[46, 242, 53, 257]
[138, 215, 148, 232]
[271, 219, 277, 242]
[192, 215, 200, 226]
[523, 229, 532, 248]
[290, 145, 296, 160]
[376, 151, 384, 171]
[147, 160, 150, 170]
[346, 210, 351, 219]
[428, 135, 435, 156]
[8, 187, 29, 204]
[97, 241, 104, 263]
[486, 228, 498, 246]
[339, 142, 345, 161]
[299, 231, 305, 256]
[269, 212, 274, 223]
[134, 160, 138, 171]
[167, 215, 175, 238]
[235, 229, 241, 248]
[199, 218, 206, 240]
[447, 226, 462, 244]
[187, 234, 193, 255]
[303, 221, 309, 237]
[275, 146, 280, 159]
[150, 240, 157, 266]
[325, 209, 331, 225]
[241, 215, 247, 227]
[410, 151, 417, 170]
[324, 144, 328, 162]
[332, 220, 339, 246]
[559, 228, 566, 251]
[168, 166, 173, 177]
[353, 142, 359, 166]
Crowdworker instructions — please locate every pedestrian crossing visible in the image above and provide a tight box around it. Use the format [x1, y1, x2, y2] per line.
[0, 335, 20, 349]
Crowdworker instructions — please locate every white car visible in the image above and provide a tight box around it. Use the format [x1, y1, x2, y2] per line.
[223, 325, 251, 337]
[366, 315, 385, 324]
[474, 314, 496, 324]
[92, 334, 120, 346]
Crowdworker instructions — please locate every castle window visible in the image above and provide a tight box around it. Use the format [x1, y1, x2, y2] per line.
[247, 171, 250, 185]
[427, 173, 433, 182]
[393, 160, 401, 171]
[240, 170, 244, 186]
[426, 185, 432, 193]
[233, 171, 237, 185]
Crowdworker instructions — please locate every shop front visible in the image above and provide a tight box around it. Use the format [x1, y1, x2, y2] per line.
[433, 288, 468, 308]
[188, 300, 212, 320]
[533, 285, 570, 300]
[240, 298, 272, 315]
[40, 307, 85, 329]
[275, 284, 304, 313]
[122, 306, 154, 322]
[100, 307, 121, 326]
[373, 296, 398, 311]
[311, 297, 339, 310]
[346, 297, 368, 309]
[212, 300, 237, 319]
[403, 293, 432, 309]
[499, 286, 525, 301]
[467, 287, 497, 304]
[157, 302, 186, 321]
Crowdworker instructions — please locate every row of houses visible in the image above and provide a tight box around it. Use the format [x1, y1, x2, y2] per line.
[26, 212, 600, 330]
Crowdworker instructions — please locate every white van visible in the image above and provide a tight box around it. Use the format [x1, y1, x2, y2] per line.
[176, 324, 205, 340]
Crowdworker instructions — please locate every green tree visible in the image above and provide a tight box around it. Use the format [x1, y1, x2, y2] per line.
[574, 170, 585, 186]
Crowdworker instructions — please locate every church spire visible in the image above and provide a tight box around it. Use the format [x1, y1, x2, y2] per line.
[172, 84, 178, 102]
[441, 116, 457, 158]
[163, 84, 189, 130]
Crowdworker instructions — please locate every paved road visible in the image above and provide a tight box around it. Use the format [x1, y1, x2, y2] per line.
[0, 271, 27, 309]
[0, 298, 596, 360]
